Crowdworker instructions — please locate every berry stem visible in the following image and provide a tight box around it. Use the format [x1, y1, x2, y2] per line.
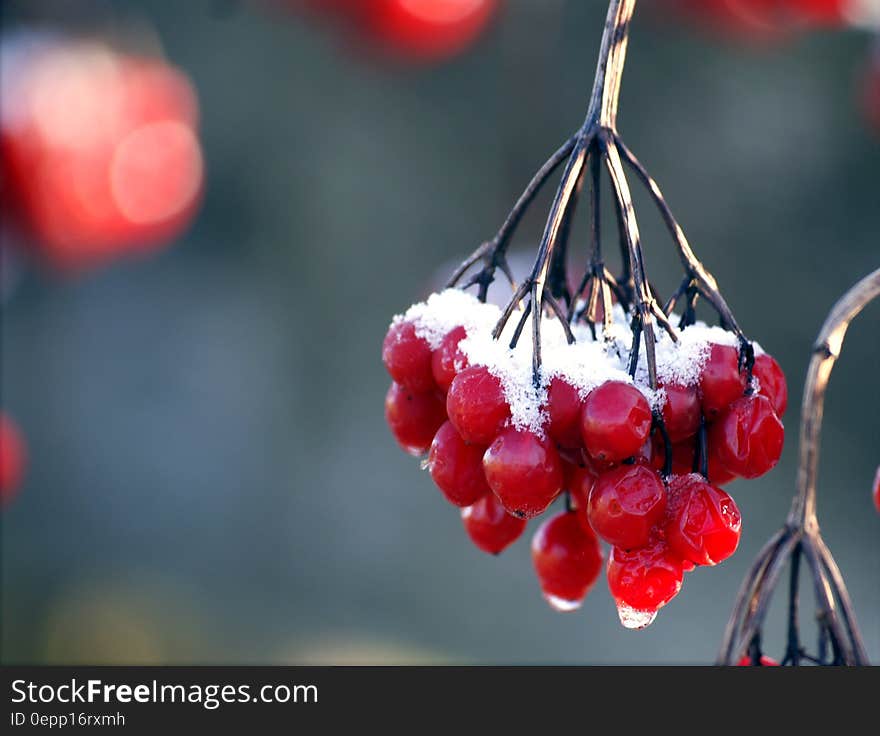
[718, 269, 878, 667]
[788, 267, 880, 530]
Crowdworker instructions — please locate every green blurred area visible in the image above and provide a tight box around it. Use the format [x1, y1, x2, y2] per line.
[1, 0, 878, 664]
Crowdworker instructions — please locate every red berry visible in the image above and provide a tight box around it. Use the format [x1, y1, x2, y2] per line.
[699, 344, 746, 419]
[446, 365, 510, 445]
[546, 377, 584, 449]
[461, 492, 526, 555]
[753, 353, 788, 416]
[431, 325, 469, 392]
[660, 382, 701, 443]
[736, 654, 780, 666]
[581, 381, 652, 464]
[606, 540, 685, 617]
[587, 463, 667, 549]
[709, 394, 784, 479]
[384, 382, 446, 455]
[872, 466, 880, 515]
[426, 421, 490, 507]
[0, 413, 27, 507]
[664, 474, 741, 566]
[531, 510, 603, 611]
[566, 462, 598, 534]
[382, 320, 435, 392]
[359, 0, 498, 63]
[483, 428, 563, 519]
[706, 443, 739, 486]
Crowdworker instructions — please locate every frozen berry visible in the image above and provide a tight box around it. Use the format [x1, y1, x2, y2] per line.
[606, 540, 685, 615]
[660, 382, 701, 443]
[651, 434, 697, 476]
[483, 428, 563, 519]
[587, 463, 667, 549]
[446, 365, 510, 445]
[431, 325, 469, 392]
[546, 377, 584, 449]
[709, 394, 784, 479]
[664, 474, 741, 566]
[753, 353, 788, 416]
[581, 381, 652, 464]
[382, 320, 435, 392]
[461, 492, 526, 555]
[427, 421, 490, 507]
[0, 413, 27, 507]
[707, 443, 739, 486]
[699, 343, 746, 419]
[384, 382, 446, 455]
[566, 462, 598, 534]
[531, 510, 603, 611]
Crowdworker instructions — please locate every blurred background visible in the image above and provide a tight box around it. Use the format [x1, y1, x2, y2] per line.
[1, 0, 878, 665]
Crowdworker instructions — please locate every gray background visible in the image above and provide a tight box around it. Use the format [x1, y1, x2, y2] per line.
[2, 0, 878, 664]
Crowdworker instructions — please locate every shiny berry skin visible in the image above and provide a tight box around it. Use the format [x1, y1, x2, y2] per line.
[707, 443, 739, 486]
[709, 394, 784, 479]
[0, 39, 203, 270]
[753, 353, 788, 416]
[426, 421, 490, 507]
[664, 474, 741, 566]
[580, 381, 652, 464]
[660, 382, 701, 443]
[431, 325, 468, 392]
[483, 428, 563, 519]
[0, 413, 27, 506]
[736, 654, 779, 667]
[461, 492, 526, 555]
[546, 377, 584, 449]
[446, 365, 510, 445]
[606, 540, 685, 613]
[384, 382, 446, 455]
[587, 463, 667, 549]
[531, 510, 603, 611]
[382, 320, 435, 392]
[359, 0, 498, 63]
[873, 466, 880, 515]
[699, 344, 746, 419]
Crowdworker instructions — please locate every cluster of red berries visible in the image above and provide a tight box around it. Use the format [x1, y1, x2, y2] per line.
[288, 0, 499, 63]
[383, 295, 787, 627]
[0, 412, 27, 508]
[0, 34, 203, 272]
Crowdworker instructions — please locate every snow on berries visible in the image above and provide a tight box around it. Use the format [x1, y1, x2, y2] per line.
[382, 288, 787, 628]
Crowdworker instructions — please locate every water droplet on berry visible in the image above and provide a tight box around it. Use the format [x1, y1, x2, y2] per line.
[616, 604, 657, 630]
[544, 594, 583, 613]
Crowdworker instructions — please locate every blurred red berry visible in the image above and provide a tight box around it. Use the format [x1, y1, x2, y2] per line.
[531, 510, 603, 611]
[1, 37, 203, 271]
[699, 344, 747, 419]
[581, 381, 652, 464]
[461, 491, 526, 555]
[446, 365, 510, 445]
[431, 325, 469, 392]
[872, 466, 880, 514]
[0, 413, 27, 507]
[383, 320, 436, 392]
[359, 0, 498, 62]
[427, 420, 490, 507]
[483, 428, 563, 519]
[587, 463, 667, 549]
[384, 382, 446, 455]
[709, 394, 784, 479]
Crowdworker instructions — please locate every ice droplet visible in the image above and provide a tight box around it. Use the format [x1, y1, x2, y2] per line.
[544, 594, 583, 613]
[616, 604, 657, 630]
